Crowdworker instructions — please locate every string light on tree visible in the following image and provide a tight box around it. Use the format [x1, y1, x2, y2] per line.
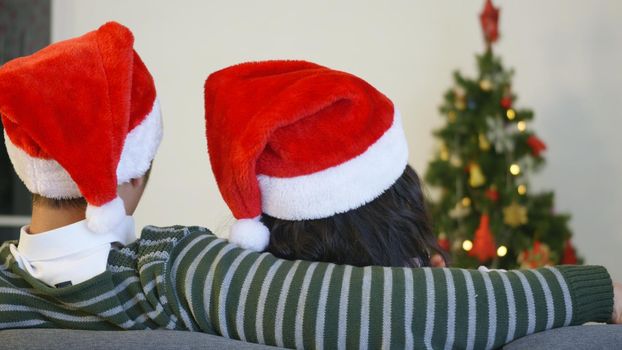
[497, 245, 508, 257]
[462, 240, 473, 252]
[461, 197, 472, 207]
[509, 163, 521, 175]
[517, 184, 527, 195]
[506, 108, 516, 120]
[517, 121, 526, 132]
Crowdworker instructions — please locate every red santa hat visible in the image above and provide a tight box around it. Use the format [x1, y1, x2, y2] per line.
[204, 60, 409, 251]
[0, 22, 162, 233]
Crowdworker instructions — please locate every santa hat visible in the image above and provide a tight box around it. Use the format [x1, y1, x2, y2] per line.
[204, 60, 409, 251]
[0, 22, 162, 233]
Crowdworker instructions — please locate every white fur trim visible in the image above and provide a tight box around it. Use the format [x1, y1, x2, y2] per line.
[85, 196, 126, 233]
[3, 98, 162, 198]
[229, 216, 270, 251]
[117, 99, 163, 183]
[4, 131, 81, 198]
[257, 110, 409, 220]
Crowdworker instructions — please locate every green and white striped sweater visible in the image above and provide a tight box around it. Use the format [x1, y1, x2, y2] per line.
[0, 225, 614, 349]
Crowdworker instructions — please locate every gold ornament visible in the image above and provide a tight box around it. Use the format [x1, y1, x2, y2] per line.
[447, 111, 457, 123]
[449, 154, 463, 167]
[506, 108, 516, 120]
[461, 197, 471, 207]
[455, 98, 466, 111]
[469, 163, 486, 187]
[439, 143, 449, 161]
[479, 79, 493, 91]
[478, 133, 491, 151]
[503, 201, 528, 227]
[517, 184, 527, 195]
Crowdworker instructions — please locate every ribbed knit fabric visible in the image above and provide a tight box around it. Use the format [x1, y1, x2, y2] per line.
[0, 225, 614, 349]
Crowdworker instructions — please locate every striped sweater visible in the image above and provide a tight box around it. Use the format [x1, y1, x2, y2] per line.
[0, 225, 613, 349]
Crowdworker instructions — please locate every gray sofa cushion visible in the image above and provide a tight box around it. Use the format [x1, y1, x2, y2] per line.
[503, 325, 622, 350]
[0, 329, 280, 350]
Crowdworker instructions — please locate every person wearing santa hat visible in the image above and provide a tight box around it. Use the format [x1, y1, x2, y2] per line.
[0, 21, 162, 287]
[204, 59, 443, 267]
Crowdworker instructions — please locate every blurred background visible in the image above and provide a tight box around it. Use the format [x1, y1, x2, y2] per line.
[1, 1, 620, 280]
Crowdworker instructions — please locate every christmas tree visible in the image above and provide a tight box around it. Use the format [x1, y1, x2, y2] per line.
[425, 0, 580, 269]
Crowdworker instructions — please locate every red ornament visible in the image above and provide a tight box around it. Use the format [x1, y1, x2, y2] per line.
[518, 241, 553, 268]
[485, 187, 499, 202]
[500, 96, 512, 109]
[480, 0, 500, 45]
[469, 214, 497, 262]
[561, 240, 578, 265]
[438, 233, 450, 252]
[526, 135, 547, 157]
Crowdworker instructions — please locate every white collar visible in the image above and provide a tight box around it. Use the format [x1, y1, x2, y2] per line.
[17, 216, 136, 262]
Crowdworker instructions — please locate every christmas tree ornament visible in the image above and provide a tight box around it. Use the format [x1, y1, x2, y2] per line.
[485, 186, 499, 201]
[518, 241, 553, 268]
[478, 133, 491, 151]
[479, 0, 500, 45]
[438, 233, 450, 252]
[526, 135, 547, 157]
[479, 79, 493, 91]
[503, 201, 528, 227]
[449, 154, 463, 167]
[468, 99, 477, 110]
[449, 201, 471, 219]
[447, 110, 457, 123]
[561, 240, 578, 265]
[469, 163, 486, 187]
[516, 120, 527, 132]
[469, 214, 497, 262]
[509, 163, 520, 176]
[486, 118, 516, 152]
[500, 96, 513, 109]
[455, 96, 466, 110]
[497, 245, 508, 257]
[506, 108, 516, 120]
[439, 143, 450, 161]
[461, 197, 472, 207]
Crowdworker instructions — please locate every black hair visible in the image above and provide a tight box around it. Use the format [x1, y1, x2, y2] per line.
[262, 165, 447, 267]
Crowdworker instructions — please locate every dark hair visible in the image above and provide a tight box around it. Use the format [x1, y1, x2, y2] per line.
[263, 165, 447, 267]
[31, 164, 153, 209]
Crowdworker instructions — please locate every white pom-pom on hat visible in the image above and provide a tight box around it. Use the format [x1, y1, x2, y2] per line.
[229, 216, 270, 251]
[86, 196, 126, 233]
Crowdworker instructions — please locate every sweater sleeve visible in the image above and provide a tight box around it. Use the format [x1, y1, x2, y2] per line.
[168, 232, 613, 350]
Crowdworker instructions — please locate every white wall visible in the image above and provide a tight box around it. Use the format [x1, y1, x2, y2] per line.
[52, 0, 622, 281]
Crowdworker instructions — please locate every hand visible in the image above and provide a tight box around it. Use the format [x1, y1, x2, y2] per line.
[430, 254, 446, 267]
[613, 282, 622, 324]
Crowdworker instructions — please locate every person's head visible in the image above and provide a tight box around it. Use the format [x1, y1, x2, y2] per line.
[31, 166, 152, 216]
[0, 22, 162, 232]
[204, 60, 445, 267]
